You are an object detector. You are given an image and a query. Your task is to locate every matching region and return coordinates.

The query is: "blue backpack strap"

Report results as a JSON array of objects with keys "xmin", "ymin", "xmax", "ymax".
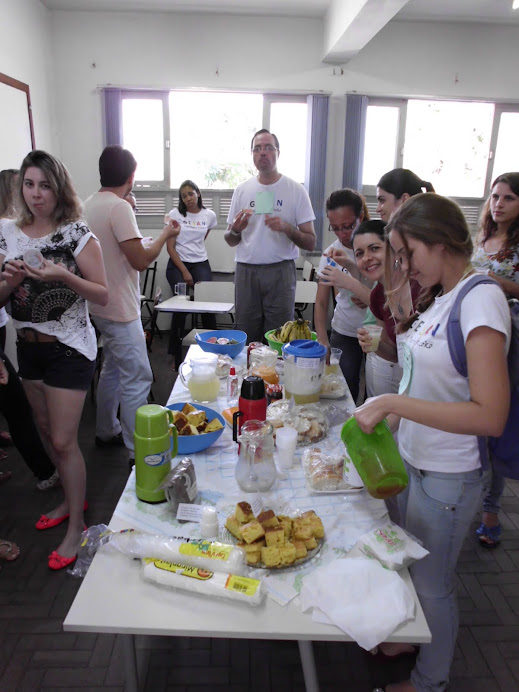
[
  {"xmin": 447, "ymin": 274, "xmax": 499, "ymax": 471},
  {"xmin": 447, "ymin": 274, "xmax": 497, "ymax": 377}
]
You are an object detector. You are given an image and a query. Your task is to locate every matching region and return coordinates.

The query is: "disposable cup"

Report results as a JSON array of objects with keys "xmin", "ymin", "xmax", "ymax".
[
  {"xmin": 175, "ymin": 282, "xmax": 188, "ymax": 299},
  {"xmin": 316, "ymin": 254, "xmax": 336, "ymax": 280},
  {"xmin": 23, "ymin": 249, "xmax": 44, "ymax": 269},
  {"xmin": 275, "ymin": 426, "xmax": 298, "ymax": 469},
  {"xmin": 364, "ymin": 325, "xmax": 383, "ymax": 352}
]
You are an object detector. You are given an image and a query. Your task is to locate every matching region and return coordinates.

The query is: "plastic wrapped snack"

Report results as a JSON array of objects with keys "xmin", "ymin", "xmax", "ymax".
[
  {"xmin": 302, "ymin": 447, "xmax": 362, "ymax": 493},
  {"xmin": 142, "ymin": 558, "xmax": 264, "ymax": 606},
  {"xmin": 284, "ymin": 405, "xmax": 328, "ymax": 447},
  {"xmin": 215, "ymin": 354, "xmax": 233, "ymax": 378},
  {"xmin": 267, "ymin": 401, "xmax": 328, "ymax": 447},
  {"xmin": 108, "ymin": 529, "xmax": 246, "ymax": 575},
  {"xmin": 159, "ymin": 457, "xmax": 198, "ymax": 515},
  {"xmin": 319, "ymin": 374, "xmax": 348, "ymax": 399},
  {"xmin": 349, "ymin": 521, "xmax": 429, "ymax": 570}
]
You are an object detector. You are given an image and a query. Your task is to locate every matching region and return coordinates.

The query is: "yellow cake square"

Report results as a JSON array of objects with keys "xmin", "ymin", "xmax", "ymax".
[
  {"xmin": 261, "ymin": 546, "xmax": 282, "ymax": 568},
  {"xmin": 225, "ymin": 516, "xmax": 242, "ymax": 540},
  {"xmin": 293, "ymin": 540, "xmax": 308, "ymax": 560},
  {"xmin": 279, "ymin": 542, "xmax": 297, "ymax": 565},
  {"xmin": 235, "ymin": 501, "xmax": 254, "ymax": 523},
  {"xmin": 246, "ymin": 551, "xmax": 261, "ymax": 565},
  {"xmin": 240, "ymin": 520, "xmax": 265, "ymax": 544},
  {"xmin": 257, "ymin": 509, "xmax": 280, "ymax": 528},
  {"xmin": 304, "ymin": 536, "xmax": 318, "ymax": 550},
  {"xmin": 265, "ymin": 525, "xmax": 285, "ymax": 547}
]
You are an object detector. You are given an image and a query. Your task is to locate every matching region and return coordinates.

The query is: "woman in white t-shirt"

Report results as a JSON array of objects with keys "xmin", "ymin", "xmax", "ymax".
[
  {"xmin": 314, "ymin": 188, "xmax": 371, "ymax": 403},
  {"xmin": 472, "ymin": 171, "xmax": 519, "ymax": 547},
  {"xmin": 354, "ymin": 194, "xmax": 511, "ymax": 692},
  {"xmin": 166, "ymin": 180, "xmax": 217, "ymax": 369}
]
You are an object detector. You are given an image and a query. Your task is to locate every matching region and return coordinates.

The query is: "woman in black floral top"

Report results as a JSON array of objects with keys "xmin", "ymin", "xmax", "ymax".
[
  {"xmin": 472, "ymin": 171, "xmax": 519, "ymax": 547},
  {"xmin": 0, "ymin": 151, "xmax": 108, "ymax": 570}
]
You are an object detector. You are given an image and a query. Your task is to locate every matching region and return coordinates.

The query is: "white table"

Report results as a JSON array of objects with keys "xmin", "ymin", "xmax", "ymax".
[
  {"xmin": 64, "ymin": 350, "xmax": 430, "ymax": 692},
  {"xmin": 155, "ymin": 295, "xmax": 234, "ymax": 314}
]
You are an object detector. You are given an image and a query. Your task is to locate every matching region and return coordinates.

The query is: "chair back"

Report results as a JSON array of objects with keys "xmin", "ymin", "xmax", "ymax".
[
  {"xmin": 302, "ymin": 260, "xmax": 315, "ymax": 282},
  {"xmin": 194, "ymin": 281, "xmax": 235, "ymax": 303},
  {"xmin": 295, "ymin": 280, "xmax": 317, "ymax": 304}
]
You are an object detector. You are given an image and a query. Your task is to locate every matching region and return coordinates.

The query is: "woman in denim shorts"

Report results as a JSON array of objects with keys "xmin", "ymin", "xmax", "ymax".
[
  {"xmin": 354, "ymin": 194, "xmax": 511, "ymax": 692},
  {"xmin": 0, "ymin": 150, "xmax": 108, "ymax": 571}
]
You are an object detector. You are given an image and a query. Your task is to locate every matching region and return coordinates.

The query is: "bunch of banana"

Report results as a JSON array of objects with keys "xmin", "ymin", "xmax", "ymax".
[{"xmin": 273, "ymin": 318, "xmax": 312, "ymax": 344}]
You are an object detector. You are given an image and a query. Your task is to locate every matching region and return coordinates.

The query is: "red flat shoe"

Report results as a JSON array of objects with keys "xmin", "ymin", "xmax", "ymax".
[
  {"xmin": 48, "ymin": 550, "xmax": 76, "ymax": 571},
  {"xmin": 35, "ymin": 500, "xmax": 88, "ymax": 530}
]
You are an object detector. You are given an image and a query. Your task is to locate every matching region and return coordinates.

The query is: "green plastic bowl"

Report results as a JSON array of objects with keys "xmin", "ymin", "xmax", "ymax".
[{"xmin": 265, "ymin": 329, "xmax": 317, "ymax": 355}]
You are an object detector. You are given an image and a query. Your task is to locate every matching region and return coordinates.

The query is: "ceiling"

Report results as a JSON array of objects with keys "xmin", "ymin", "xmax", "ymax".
[
  {"xmin": 40, "ymin": 0, "xmax": 519, "ymax": 64},
  {"xmin": 40, "ymin": 0, "xmax": 519, "ymax": 24}
]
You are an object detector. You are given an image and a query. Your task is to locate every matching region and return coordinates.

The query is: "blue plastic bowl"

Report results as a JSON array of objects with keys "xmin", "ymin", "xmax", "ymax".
[
  {"xmin": 195, "ymin": 330, "xmax": 247, "ymax": 359},
  {"xmin": 167, "ymin": 402, "xmax": 225, "ymax": 455}
]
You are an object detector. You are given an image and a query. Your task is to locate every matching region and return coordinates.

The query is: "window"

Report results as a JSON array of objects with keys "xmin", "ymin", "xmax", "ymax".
[
  {"xmin": 403, "ymin": 100, "xmax": 494, "ymax": 198},
  {"xmin": 120, "ymin": 90, "xmax": 308, "ymax": 191},
  {"xmin": 169, "ymin": 91, "xmax": 262, "ymax": 190},
  {"xmin": 362, "ymin": 105, "xmax": 400, "ymax": 187},
  {"xmin": 121, "ymin": 92, "xmax": 169, "ymax": 187},
  {"xmin": 362, "ymin": 97, "xmax": 519, "ymax": 205},
  {"xmin": 492, "ymin": 112, "xmax": 519, "ymax": 181},
  {"xmin": 269, "ymin": 100, "xmax": 307, "ymax": 183}
]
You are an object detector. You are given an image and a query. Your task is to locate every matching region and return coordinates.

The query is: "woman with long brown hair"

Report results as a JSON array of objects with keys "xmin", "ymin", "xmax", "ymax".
[
  {"xmin": 0, "ymin": 150, "xmax": 108, "ymax": 570},
  {"xmin": 354, "ymin": 193, "xmax": 510, "ymax": 691},
  {"xmin": 472, "ymin": 172, "xmax": 519, "ymax": 547}
]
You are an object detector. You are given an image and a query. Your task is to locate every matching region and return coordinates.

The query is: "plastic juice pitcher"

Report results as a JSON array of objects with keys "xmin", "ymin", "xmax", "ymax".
[
  {"xmin": 340, "ymin": 417, "xmax": 408, "ymax": 499},
  {"xmin": 178, "ymin": 353, "xmax": 220, "ymax": 403},
  {"xmin": 134, "ymin": 404, "xmax": 178, "ymax": 503}
]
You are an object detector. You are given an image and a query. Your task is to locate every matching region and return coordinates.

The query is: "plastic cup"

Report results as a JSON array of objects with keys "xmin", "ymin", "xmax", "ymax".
[
  {"xmin": 200, "ymin": 506, "xmax": 219, "ymax": 539},
  {"xmin": 275, "ymin": 426, "xmax": 298, "ymax": 470},
  {"xmin": 316, "ymin": 254, "xmax": 336, "ymax": 281},
  {"xmin": 23, "ymin": 249, "xmax": 44, "ymax": 269},
  {"xmin": 364, "ymin": 325, "xmax": 383, "ymax": 352},
  {"xmin": 175, "ymin": 282, "xmax": 188, "ymax": 299},
  {"xmin": 326, "ymin": 347, "xmax": 342, "ymax": 375}
]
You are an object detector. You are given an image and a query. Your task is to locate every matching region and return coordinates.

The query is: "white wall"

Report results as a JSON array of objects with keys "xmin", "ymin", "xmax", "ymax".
[
  {"xmin": 0, "ymin": 0, "xmax": 57, "ymax": 156},
  {"xmin": 0, "ymin": 0, "xmax": 58, "ymax": 364}
]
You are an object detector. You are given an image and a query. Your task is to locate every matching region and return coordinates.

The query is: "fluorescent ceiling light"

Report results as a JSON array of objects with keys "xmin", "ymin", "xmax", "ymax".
[{"xmin": 514, "ymin": 0, "xmax": 519, "ymax": 9}]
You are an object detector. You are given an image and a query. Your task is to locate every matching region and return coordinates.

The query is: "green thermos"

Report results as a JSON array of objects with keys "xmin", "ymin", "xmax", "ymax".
[
  {"xmin": 341, "ymin": 417, "xmax": 408, "ymax": 500},
  {"xmin": 134, "ymin": 405, "xmax": 178, "ymax": 503}
]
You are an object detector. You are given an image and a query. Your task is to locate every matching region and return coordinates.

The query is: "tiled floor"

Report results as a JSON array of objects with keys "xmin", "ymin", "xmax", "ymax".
[{"xmin": 1, "ymin": 334, "xmax": 519, "ymax": 691}]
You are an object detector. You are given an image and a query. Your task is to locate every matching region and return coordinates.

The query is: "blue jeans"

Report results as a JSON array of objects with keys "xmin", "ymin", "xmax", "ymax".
[
  {"xmin": 399, "ymin": 462, "xmax": 483, "ymax": 692},
  {"xmin": 166, "ymin": 259, "xmax": 216, "ymax": 360},
  {"xmin": 482, "ymin": 464, "xmax": 505, "ymax": 515},
  {"xmin": 93, "ymin": 316, "xmax": 153, "ymax": 454}
]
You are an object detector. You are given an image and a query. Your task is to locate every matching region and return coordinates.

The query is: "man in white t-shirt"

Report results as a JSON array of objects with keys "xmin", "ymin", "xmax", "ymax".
[
  {"xmin": 84, "ymin": 146, "xmax": 180, "ymax": 457},
  {"xmin": 225, "ymin": 129, "xmax": 316, "ymax": 343}
]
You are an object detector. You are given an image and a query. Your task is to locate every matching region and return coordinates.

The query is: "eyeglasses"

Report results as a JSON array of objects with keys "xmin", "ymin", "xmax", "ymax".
[
  {"xmin": 328, "ymin": 220, "xmax": 359, "ymax": 235},
  {"xmin": 252, "ymin": 144, "xmax": 278, "ymax": 153}
]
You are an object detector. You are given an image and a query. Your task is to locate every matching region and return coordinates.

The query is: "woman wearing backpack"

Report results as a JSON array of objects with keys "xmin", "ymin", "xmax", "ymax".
[
  {"xmin": 472, "ymin": 171, "xmax": 519, "ymax": 547},
  {"xmin": 354, "ymin": 193, "xmax": 511, "ymax": 692}
]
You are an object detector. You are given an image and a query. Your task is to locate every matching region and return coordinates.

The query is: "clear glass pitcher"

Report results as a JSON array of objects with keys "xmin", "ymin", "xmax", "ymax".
[
  {"xmin": 179, "ymin": 353, "xmax": 220, "ymax": 403},
  {"xmin": 235, "ymin": 419, "xmax": 277, "ymax": 492}
]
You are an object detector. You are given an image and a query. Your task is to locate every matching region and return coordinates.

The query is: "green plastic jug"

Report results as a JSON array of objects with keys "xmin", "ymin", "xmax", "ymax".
[
  {"xmin": 341, "ymin": 417, "xmax": 408, "ymax": 500},
  {"xmin": 134, "ymin": 404, "xmax": 178, "ymax": 503}
]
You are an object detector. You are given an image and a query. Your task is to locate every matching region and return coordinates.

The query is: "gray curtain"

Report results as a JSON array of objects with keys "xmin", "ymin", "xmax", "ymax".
[
  {"xmin": 102, "ymin": 88, "xmax": 122, "ymax": 147},
  {"xmin": 305, "ymin": 94, "xmax": 329, "ymax": 251},
  {"xmin": 343, "ymin": 94, "xmax": 368, "ymax": 192}
]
